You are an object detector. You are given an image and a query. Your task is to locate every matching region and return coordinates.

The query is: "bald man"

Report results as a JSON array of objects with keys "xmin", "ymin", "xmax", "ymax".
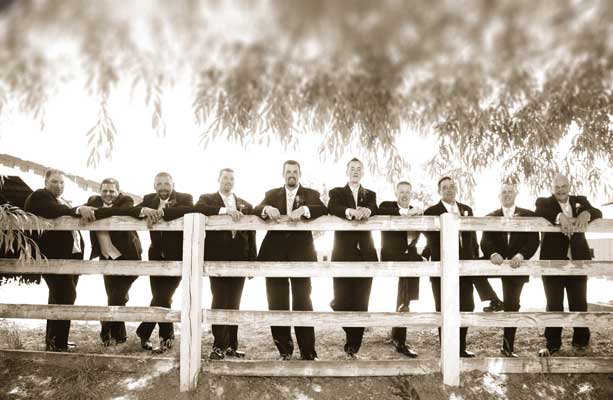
[{"xmin": 535, "ymin": 174, "xmax": 602, "ymax": 357}]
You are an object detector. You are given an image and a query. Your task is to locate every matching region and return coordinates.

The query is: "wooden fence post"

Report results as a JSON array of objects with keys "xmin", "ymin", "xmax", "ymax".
[
  {"xmin": 180, "ymin": 213, "xmax": 205, "ymax": 392},
  {"xmin": 440, "ymin": 213, "xmax": 460, "ymax": 386}
]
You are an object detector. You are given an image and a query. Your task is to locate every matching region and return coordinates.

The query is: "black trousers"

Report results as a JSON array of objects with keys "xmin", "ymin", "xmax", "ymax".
[
  {"xmin": 266, "ymin": 277, "xmax": 316, "ymax": 358},
  {"xmin": 136, "ymin": 275, "xmax": 181, "ymax": 340},
  {"xmin": 473, "ymin": 276, "xmax": 499, "ymax": 302},
  {"xmin": 391, "ymin": 277, "xmax": 419, "ymax": 345},
  {"xmin": 100, "ymin": 256, "xmax": 137, "ymax": 342},
  {"xmin": 430, "ymin": 277, "xmax": 475, "ymax": 352},
  {"xmin": 210, "ymin": 276, "xmax": 245, "ymax": 350},
  {"xmin": 542, "ymin": 275, "xmax": 589, "ymax": 349},
  {"xmin": 501, "ymin": 277, "xmax": 526, "ymax": 352},
  {"xmin": 332, "ymin": 277, "xmax": 373, "ymax": 353},
  {"xmin": 43, "ymin": 252, "xmax": 82, "ymax": 349}
]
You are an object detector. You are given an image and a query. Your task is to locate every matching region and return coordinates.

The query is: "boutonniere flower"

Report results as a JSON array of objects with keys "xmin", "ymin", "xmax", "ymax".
[
  {"xmin": 294, "ymin": 195, "xmax": 302, "ymax": 206},
  {"xmin": 237, "ymin": 201, "xmax": 246, "ymax": 212},
  {"xmin": 358, "ymin": 188, "xmax": 367, "ymax": 204},
  {"xmin": 575, "ymin": 203, "xmax": 581, "ymax": 210},
  {"xmin": 168, "ymin": 199, "xmax": 177, "ymax": 207}
]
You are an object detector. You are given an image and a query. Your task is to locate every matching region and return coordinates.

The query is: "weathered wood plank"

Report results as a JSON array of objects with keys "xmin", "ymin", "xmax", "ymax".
[
  {"xmin": 205, "ymin": 309, "xmax": 442, "ymax": 327},
  {"xmin": 180, "ymin": 214, "xmax": 204, "ymax": 392},
  {"xmin": 0, "ymin": 215, "xmax": 184, "ymax": 231},
  {"xmin": 459, "ymin": 216, "xmax": 613, "ymax": 233},
  {"xmin": 0, "ymin": 304, "xmax": 181, "ymax": 322},
  {"xmin": 462, "ymin": 357, "xmax": 613, "ymax": 374},
  {"xmin": 0, "ymin": 349, "xmax": 177, "ymax": 372},
  {"xmin": 203, "ymin": 359, "xmax": 440, "ymax": 376},
  {"xmin": 203, "ymin": 261, "xmax": 441, "ymax": 277},
  {"xmin": 440, "ymin": 213, "xmax": 460, "ymax": 386},
  {"xmin": 0, "ymin": 259, "xmax": 182, "ymax": 276},
  {"xmin": 203, "ymin": 215, "xmax": 441, "ymax": 231},
  {"xmin": 459, "ymin": 260, "xmax": 613, "ymax": 277},
  {"xmin": 462, "ymin": 312, "xmax": 613, "ymax": 328}
]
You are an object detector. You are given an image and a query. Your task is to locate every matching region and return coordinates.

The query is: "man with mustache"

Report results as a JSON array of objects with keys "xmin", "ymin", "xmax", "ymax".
[
  {"xmin": 254, "ymin": 160, "xmax": 327, "ymax": 361},
  {"xmin": 535, "ymin": 174, "xmax": 602, "ymax": 357},
  {"xmin": 480, "ymin": 182, "xmax": 539, "ymax": 357},
  {"xmin": 378, "ymin": 181, "xmax": 422, "ymax": 358},
  {"xmin": 84, "ymin": 178, "xmax": 143, "ymax": 346},
  {"xmin": 194, "ymin": 168, "xmax": 257, "ymax": 360},
  {"xmin": 130, "ymin": 172, "xmax": 194, "ymax": 353},
  {"xmin": 328, "ymin": 157, "xmax": 378, "ymax": 359},
  {"xmin": 24, "ymin": 169, "xmax": 96, "ymax": 351}
]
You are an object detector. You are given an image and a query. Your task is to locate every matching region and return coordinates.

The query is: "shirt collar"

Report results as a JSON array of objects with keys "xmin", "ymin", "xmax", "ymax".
[
  {"xmin": 503, "ymin": 205, "xmax": 515, "ymax": 217},
  {"xmin": 285, "ymin": 184, "xmax": 300, "ymax": 195},
  {"xmin": 348, "ymin": 183, "xmax": 360, "ymax": 192},
  {"xmin": 218, "ymin": 191, "xmax": 234, "ymax": 201},
  {"xmin": 441, "ymin": 200, "xmax": 457, "ymax": 212}
]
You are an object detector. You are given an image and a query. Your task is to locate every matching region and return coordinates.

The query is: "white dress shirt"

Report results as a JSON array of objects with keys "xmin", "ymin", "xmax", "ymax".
[{"xmin": 58, "ymin": 197, "xmax": 82, "ymax": 254}]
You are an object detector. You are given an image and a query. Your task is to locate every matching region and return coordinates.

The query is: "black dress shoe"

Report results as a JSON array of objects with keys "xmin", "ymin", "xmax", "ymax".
[
  {"xmin": 209, "ymin": 348, "xmax": 225, "ymax": 360},
  {"xmin": 139, "ymin": 337, "xmax": 153, "ymax": 351},
  {"xmin": 102, "ymin": 339, "xmax": 112, "ymax": 347},
  {"xmin": 153, "ymin": 338, "xmax": 174, "ymax": 354},
  {"xmin": 225, "ymin": 349, "xmax": 246, "ymax": 358},
  {"xmin": 115, "ymin": 337, "xmax": 127, "ymax": 345},
  {"xmin": 538, "ymin": 348, "xmax": 559, "ymax": 357},
  {"xmin": 483, "ymin": 299, "xmax": 504, "ymax": 312},
  {"xmin": 300, "ymin": 353, "xmax": 319, "ymax": 361},
  {"xmin": 500, "ymin": 348, "xmax": 518, "ymax": 358},
  {"xmin": 395, "ymin": 344, "xmax": 419, "ymax": 358},
  {"xmin": 460, "ymin": 350, "xmax": 476, "ymax": 358},
  {"xmin": 279, "ymin": 354, "xmax": 292, "ymax": 361}
]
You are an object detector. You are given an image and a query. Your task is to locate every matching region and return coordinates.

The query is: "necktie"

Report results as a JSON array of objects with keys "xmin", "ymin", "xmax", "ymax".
[
  {"xmin": 59, "ymin": 197, "xmax": 81, "ymax": 254},
  {"xmin": 223, "ymin": 196, "xmax": 237, "ymax": 238},
  {"xmin": 287, "ymin": 192, "xmax": 295, "ymax": 216}
]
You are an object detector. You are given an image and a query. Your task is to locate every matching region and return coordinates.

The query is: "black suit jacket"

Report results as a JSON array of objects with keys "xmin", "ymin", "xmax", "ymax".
[
  {"xmin": 535, "ymin": 195, "xmax": 601, "ymax": 260},
  {"xmin": 328, "ymin": 184, "xmax": 378, "ymax": 261},
  {"xmin": 130, "ymin": 191, "xmax": 194, "ymax": 261},
  {"xmin": 480, "ymin": 206, "xmax": 540, "ymax": 284},
  {"xmin": 23, "ymin": 189, "xmax": 84, "ymax": 259},
  {"xmin": 254, "ymin": 185, "xmax": 327, "ymax": 261},
  {"xmin": 86, "ymin": 194, "xmax": 142, "ymax": 260},
  {"xmin": 378, "ymin": 201, "xmax": 422, "ymax": 262},
  {"xmin": 423, "ymin": 200, "xmax": 478, "ymax": 262},
  {"xmin": 194, "ymin": 192, "xmax": 257, "ymax": 261}
]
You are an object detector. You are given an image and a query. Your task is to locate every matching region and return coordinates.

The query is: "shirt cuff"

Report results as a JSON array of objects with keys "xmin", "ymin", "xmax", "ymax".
[
  {"xmin": 399, "ymin": 208, "xmax": 409, "ymax": 216},
  {"xmin": 345, "ymin": 208, "xmax": 353, "ymax": 220},
  {"xmin": 261, "ymin": 206, "xmax": 269, "ymax": 218},
  {"xmin": 303, "ymin": 206, "xmax": 311, "ymax": 219},
  {"xmin": 139, "ymin": 208, "xmax": 146, "ymax": 218},
  {"xmin": 219, "ymin": 207, "xmax": 227, "ymax": 215},
  {"xmin": 555, "ymin": 212, "xmax": 561, "ymax": 224}
]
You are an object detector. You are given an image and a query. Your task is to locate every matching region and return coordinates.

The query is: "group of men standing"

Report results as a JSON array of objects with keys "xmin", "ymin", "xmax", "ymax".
[{"xmin": 22, "ymin": 160, "xmax": 601, "ymax": 360}]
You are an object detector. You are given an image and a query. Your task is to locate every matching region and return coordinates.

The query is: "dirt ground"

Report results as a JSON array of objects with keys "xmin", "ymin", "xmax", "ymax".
[{"xmin": 1, "ymin": 319, "xmax": 613, "ymax": 399}]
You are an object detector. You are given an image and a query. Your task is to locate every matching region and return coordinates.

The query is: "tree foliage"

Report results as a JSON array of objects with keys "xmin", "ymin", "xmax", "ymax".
[{"xmin": 0, "ymin": 0, "xmax": 611, "ymax": 197}]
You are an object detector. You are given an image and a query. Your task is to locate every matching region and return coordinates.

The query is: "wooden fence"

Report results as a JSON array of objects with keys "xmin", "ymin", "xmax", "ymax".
[{"xmin": 1, "ymin": 213, "xmax": 613, "ymax": 391}]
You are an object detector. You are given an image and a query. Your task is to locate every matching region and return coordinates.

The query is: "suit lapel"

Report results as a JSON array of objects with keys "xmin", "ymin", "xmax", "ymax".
[
  {"xmin": 344, "ymin": 184, "xmax": 356, "ymax": 208},
  {"xmin": 150, "ymin": 194, "xmax": 161, "ymax": 210},
  {"xmin": 569, "ymin": 195, "xmax": 578, "ymax": 217},
  {"xmin": 278, "ymin": 187, "xmax": 287, "ymax": 215},
  {"xmin": 549, "ymin": 195, "xmax": 563, "ymax": 218}
]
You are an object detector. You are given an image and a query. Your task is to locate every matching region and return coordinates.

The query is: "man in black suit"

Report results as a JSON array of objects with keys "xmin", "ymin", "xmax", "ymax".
[
  {"xmin": 378, "ymin": 181, "xmax": 422, "ymax": 358},
  {"xmin": 480, "ymin": 182, "xmax": 539, "ymax": 357},
  {"xmin": 535, "ymin": 174, "xmax": 602, "ymax": 357},
  {"xmin": 85, "ymin": 178, "xmax": 143, "ymax": 346},
  {"xmin": 194, "ymin": 168, "xmax": 257, "ymax": 360},
  {"xmin": 254, "ymin": 160, "xmax": 327, "ymax": 361},
  {"xmin": 130, "ymin": 172, "xmax": 194, "ymax": 353},
  {"xmin": 328, "ymin": 157, "xmax": 378, "ymax": 359},
  {"xmin": 23, "ymin": 169, "xmax": 96, "ymax": 351},
  {"xmin": 423, "ymin": 176, "xmax": 477, "ymax": 357}
]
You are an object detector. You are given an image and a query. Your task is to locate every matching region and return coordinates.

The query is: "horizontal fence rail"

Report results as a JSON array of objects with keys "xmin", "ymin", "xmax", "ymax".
[{"xmin": 2, "ymin": 213, "xmax": 613, "ymax": 391}]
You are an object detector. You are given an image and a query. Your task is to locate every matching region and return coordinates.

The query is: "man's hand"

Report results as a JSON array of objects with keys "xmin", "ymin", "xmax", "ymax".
[
  {"xmin": 78, "ymin": 206, "xmax": 96, "ymax": 223},
  {"xmin": 510, "ymin": 253, "xmax": 524, "ymax": 269},
  {"xmin": 288, "ymin": 207, "xmax": 305, "ymax": 222},
  {"xmin": 559, "ymin": 213, "xmax": 575, "ymax": 238},
  {"xmin": 227, "ymin": 209, "xmax": 243, "ymax": 222},
  {"xmin": 490, "ymin": 253, "xmax": 504, "ymax": 265},
  {"xmin": 574, "ymin": 210, "xmax": 591, "ymax": 232},
  {"xmin": 142, "ymin": 207, "xmax": 164, "ymax": 227},
  {"xmin": 264, "ymin": 206, "xmax": 281, "ymax": 221},
  {"xmin": 356, "ymin": 207, "xmax": 372, "ymax": 220},
  {"xmin": 406, "ymin": 207, "xmax": 423, "ymax": 216},
  {"xmin": 346, "ymin": 208, "xmax": 359, "ymax": 220}
]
